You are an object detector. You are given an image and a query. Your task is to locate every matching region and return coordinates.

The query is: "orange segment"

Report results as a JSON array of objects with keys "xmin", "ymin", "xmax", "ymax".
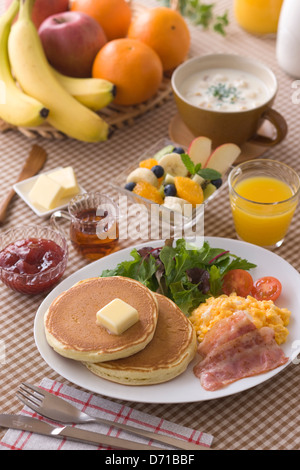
[
  {"xmin": 139, "ymin": 159, "xmax": 164, "ymax": 184},
  {"xmin": 174, "ymin": 177, "xmax": 204, "ymax": 207},
  {"xmin": 133, "ymin": 181, "xmax": 164, "ymax": 204},
  {"xmin": 139, "ymin": 158, "xmax": 158, "ymax": 170}
]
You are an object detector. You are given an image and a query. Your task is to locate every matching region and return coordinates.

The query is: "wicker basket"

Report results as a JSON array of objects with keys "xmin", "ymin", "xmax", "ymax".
[{"xmin": 0, "ymin": 1, "xmax": 179, "ymax": 140}]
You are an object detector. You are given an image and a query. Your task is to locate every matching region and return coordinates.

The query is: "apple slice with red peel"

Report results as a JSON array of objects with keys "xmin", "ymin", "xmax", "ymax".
[
  {"xmin": 204, "ymin": 143, "xmax": 241, "ymax": 174},
  {"xmin": 187, "ymin": 136, "xmax": 212, "ymax": 166}
]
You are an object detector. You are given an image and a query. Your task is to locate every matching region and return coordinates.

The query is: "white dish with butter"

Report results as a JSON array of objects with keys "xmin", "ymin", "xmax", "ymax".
[
  {"xmin": 34, "ymin": 237, "xmax": 300, "ymax": 404},
  {"xmin": 181, "ymin": 68, "xmax": 270, "ymax": 112},
  {"xmin": 14, "ymin": 167, "xmax": 86, "ymax": 217}
]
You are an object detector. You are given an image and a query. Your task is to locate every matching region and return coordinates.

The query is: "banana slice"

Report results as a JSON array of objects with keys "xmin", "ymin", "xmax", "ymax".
[
  {"xmin": 159, "ymin": 153, "xmax": 188, "ymax": 177},
  {"xmin": 163, "ymin": 196, "xmax": 188, "ymax": 213},
  {"xmin": 126, "ymin": 168, "xmax": 159, "ymax": 187}
]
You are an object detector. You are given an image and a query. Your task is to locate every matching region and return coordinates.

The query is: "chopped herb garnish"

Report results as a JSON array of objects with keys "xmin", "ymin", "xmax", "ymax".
[{"xmin": 208, "ymin": 83, "xmax": 240, "ymax": 104}]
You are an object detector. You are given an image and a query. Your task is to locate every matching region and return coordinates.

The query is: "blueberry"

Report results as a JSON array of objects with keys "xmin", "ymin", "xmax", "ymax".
[
  {"xmin": 151, "ymin": 165, "xmax": 164, "ymax": 178},
  {"xmin": 164, "ymin": 184, "xmax": 177, "ymax": 197},
  {"xmin": 173, "ymin": 147, "xmax": 185, "ymax": 154},
  {"xmin": 211, "ymin": 178, "xmax": 222, "ymax": 189},
  {"xmin": 125, "ymin": 182, "xmax": 136, "ymax": 191}
]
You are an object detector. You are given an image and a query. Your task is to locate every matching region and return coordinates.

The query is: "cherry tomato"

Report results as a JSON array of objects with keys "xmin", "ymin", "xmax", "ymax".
[
  {"xmin": 222, "ymin": 269, "xmax": 254, "ymax": 297},
  {"xmin": 251, "ymin": 276, "xmax": 282, "ymax": 302}
]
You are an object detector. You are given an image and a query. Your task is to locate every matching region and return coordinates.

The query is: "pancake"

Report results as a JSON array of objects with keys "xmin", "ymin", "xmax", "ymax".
[
  {"xmin": 44, "ymin": 276, "xmax": 158, "ymax": 363},
  {"xmin": 85, "ymin": 293, "xmax": 197, "ymax": 385}
]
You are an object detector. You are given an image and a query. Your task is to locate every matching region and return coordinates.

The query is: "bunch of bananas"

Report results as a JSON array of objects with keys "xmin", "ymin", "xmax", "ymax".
[{"xmin": 0, "ymin": 0, "xmax": 116, "ymax": 142}]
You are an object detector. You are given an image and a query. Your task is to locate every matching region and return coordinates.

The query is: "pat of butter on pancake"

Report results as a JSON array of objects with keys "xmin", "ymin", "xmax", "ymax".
[{"xmin": 96, "ymin": 298, "xmax": 139, "ymax": 335}]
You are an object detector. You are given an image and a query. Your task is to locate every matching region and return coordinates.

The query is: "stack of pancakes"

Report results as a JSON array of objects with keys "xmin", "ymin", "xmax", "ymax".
[{"xmin": 44, "ymin": 276, "xmax": 197, "ymax": 385}]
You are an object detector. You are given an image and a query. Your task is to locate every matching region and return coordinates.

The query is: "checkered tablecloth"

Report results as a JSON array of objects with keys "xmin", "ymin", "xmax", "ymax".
[
  {"xmin": 0, "ymin": 378, "xmax": 213, "ymax": 450},
  {"xmin": 1, "ymin": 0, "xmax": 300, "ymax": 451}
]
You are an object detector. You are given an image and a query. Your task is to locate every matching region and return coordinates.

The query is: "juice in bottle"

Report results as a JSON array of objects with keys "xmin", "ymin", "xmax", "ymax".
[
  {"xmin": 234, "ymin": 0, "xmax": 284, "ymax": 35},
  {"xmin": 230, "ymin": 175, "xmax": 298, "ymax": 247}
]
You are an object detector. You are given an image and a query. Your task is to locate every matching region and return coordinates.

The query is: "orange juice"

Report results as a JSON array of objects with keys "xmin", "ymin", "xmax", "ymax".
[
  {"xmin": 234, "ymin": 0, "xmax": 284, "ymax": 35},
  {"xmin": 230, "ymin": 176, "xmax": 298, "ymax": 247}
]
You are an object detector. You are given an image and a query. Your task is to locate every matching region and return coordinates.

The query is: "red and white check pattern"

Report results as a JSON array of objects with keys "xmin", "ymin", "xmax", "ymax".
[{"xmin": 0, "ymin": 379, "xmax": 213, "ymax": 450}]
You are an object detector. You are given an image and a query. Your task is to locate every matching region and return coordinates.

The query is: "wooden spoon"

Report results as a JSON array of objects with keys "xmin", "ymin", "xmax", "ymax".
[{"xmin": 0, "ymin": 144, "xmax": 47, "ymax": 225}]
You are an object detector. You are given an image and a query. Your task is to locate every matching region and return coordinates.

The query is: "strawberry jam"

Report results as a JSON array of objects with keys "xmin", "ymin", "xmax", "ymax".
[{"xmin": 0, "ymin": 237, "xmax": 66, "ymax": 294}]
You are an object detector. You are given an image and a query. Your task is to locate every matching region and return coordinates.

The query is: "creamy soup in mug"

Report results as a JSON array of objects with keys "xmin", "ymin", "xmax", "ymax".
[{"xmin": 181, "ymin": 68, "xmax": 270, "ymax": 112}]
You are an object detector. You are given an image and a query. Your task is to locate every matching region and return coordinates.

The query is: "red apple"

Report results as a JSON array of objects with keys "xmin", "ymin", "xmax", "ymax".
[
  {"xmin": 5, "ymin": 0, "xmax": 69, "ymax": 29},
  {"xmin": 39, "ymin": 11, "xmax": 107, "ymax": 78},
  {"xmin": 204, "ymin": 143, "xmax": 241, "ymax": 174},
  {"xmin": 188, "ymin": 136, "xmax": 212, "ymax": 166}
]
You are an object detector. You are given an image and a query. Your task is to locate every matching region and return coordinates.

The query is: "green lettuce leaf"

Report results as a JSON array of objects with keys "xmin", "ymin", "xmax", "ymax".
[
  {"xmin": 101, "ymin": 248, "xmax": 158, "ymax": 291},
  {"xmin": 100, "ymin": 239, "xmax": 257, "ymax": 316}
]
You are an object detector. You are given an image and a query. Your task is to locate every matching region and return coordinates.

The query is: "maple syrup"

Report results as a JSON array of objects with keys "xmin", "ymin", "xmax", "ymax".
[
  {"xmin": 51, "ymin": 193, "xmax": 120, "ymax": 261},
  {"xmin": 70, "ymin": 207, "xmax": 119, "ymax": 260}
]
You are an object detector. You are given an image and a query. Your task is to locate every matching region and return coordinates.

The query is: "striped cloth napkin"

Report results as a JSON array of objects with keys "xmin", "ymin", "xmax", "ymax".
[{"xmin": 0, "ymin": 378, "xmax": 213, "ymax": 450}]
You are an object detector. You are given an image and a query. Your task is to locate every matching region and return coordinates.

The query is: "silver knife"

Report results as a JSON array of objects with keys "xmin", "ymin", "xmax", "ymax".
[
  {"xmin": 0, "ymin": 414, "xmax": 165, "ymax": 450},
  {"xmin": 16, "ymin": 382, "xmax": 211, "ymax": 451}
]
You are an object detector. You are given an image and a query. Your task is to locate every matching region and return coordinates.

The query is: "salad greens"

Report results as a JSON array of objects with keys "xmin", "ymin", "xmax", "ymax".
[{"xmin": 101, "ymin": 239, "xmax": 256, "ymax": 316}]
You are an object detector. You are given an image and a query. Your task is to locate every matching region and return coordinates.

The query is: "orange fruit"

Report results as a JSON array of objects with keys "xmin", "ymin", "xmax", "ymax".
[
  {"xmin": 139, "ymin": 158, "xmax": 158, "ymax": 170},
  {"xmin": 139, "ymin": 158, "xmax": 164, "ymax": 184},
  {"xmin": 71, "ymin": 0, "xmax": 132, "ymax": 41},
  {"xmin": 133, "ymin": 181, "xmax": 163, "ymax": 204},
  {"xmin": 128, "ymin": 7, "xmax": 190, "ymax": 72},
  {"xmin": 174, "ymin": 177, "xmax": 204, "ymax": 207},
  {"xmin": 92, "ymin": 38, "xmax": 163, "ymax": 106},
  {"xmin": 139, "ymin": 159, "xmax": 165, "ymax": 185}
]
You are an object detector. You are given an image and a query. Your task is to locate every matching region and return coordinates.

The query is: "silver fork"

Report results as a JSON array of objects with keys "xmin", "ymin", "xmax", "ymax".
[{"xmin": 17, "ymin": 383, "xmax": 210, "ymax": 451}]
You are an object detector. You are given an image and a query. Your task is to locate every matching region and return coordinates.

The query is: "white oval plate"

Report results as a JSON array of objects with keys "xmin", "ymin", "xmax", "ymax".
[{"xmin": 34, "ymin": 237, "xmax": 300, "ymax": 403}]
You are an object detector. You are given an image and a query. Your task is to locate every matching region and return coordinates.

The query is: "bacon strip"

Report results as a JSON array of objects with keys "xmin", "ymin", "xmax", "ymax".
[
  {"xmin": 197, "ymin": 311, "xmax": 256, "ymax": 360},
  {"xmin": 194, "ymin": 318, "xmax": 288, "ymax": 391}
]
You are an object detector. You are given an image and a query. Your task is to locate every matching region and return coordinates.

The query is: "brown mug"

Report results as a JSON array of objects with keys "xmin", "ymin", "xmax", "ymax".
[{"xmin": 171, "ymin": 53, "xmax": 287, "ymax": 148}]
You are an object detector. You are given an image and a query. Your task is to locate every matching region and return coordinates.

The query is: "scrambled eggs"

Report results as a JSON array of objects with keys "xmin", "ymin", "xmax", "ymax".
[{"xmin": 189, "ymin": 293, "xmax": 291, "ymax": 345}]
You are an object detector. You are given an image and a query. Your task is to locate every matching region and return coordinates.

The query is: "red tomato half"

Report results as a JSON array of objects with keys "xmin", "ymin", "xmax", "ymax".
[
  {"xmin": 222, "ymin": 269, "xmax": 254, "ymax": 297},
  {"xmin": 251, "ymin": 276, "xmax": 282, "ymax": 302}
]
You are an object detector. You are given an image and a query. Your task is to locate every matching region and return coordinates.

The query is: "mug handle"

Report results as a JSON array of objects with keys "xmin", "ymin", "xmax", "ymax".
[
  {"xmin": 50, "ymin": 210, "xmax": 71, "ymax": 239},
  {"xmin": 249, "ymin": 107, "xmax": 288, "ymax": 147}
]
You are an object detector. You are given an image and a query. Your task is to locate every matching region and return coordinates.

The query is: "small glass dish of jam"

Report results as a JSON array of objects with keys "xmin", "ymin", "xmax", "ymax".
[{"xmin": 0, "ymin": 225, "xmax": 68, "ymax": 295}]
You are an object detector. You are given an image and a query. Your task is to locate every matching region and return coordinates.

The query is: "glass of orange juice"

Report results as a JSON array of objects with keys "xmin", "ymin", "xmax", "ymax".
[
  {"xmin": 234, "ymin": 0, "xmax": 284, "ymax": 35},
  {"xmin": 228, "ymin": 159, "xmax": 300, "ymax": 248}
]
